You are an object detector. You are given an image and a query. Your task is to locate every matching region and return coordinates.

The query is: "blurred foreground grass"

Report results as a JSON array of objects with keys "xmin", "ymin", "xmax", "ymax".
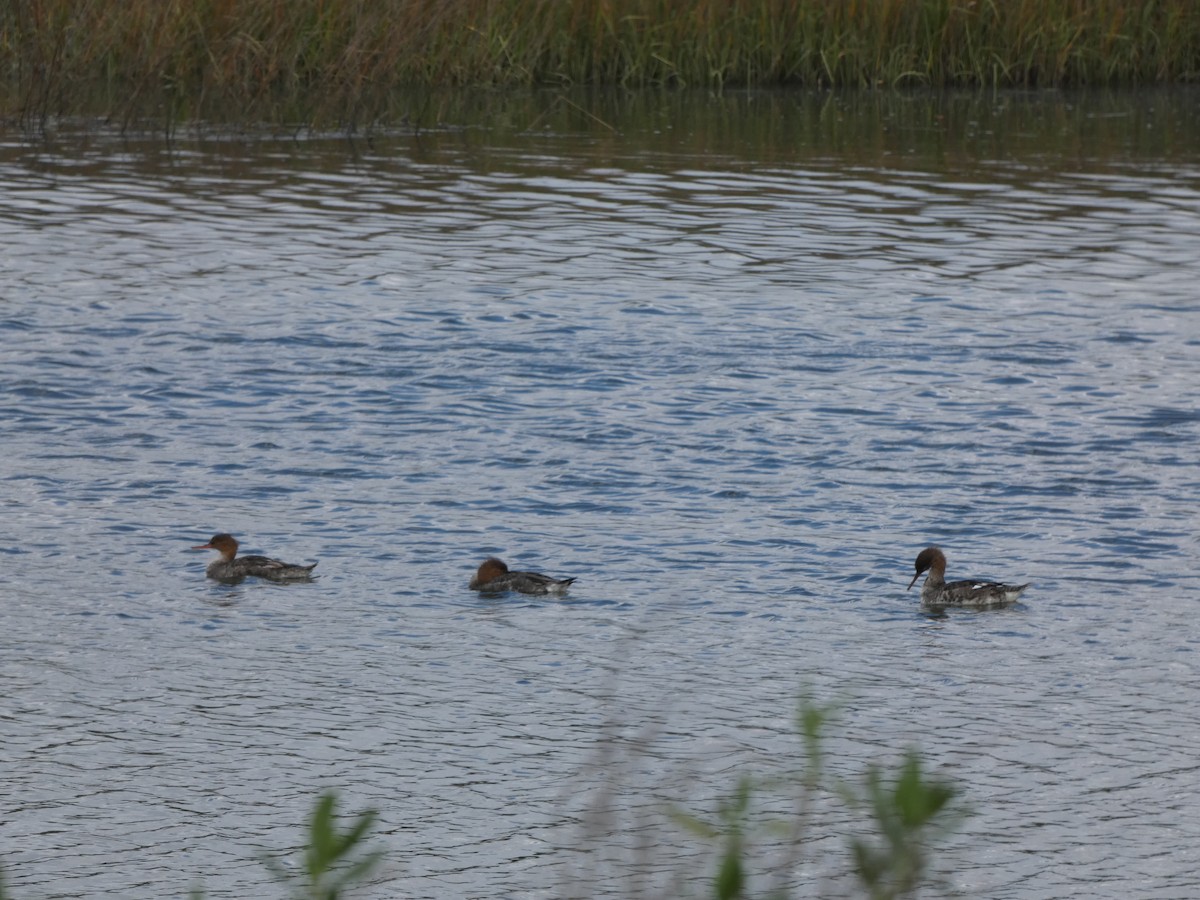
[{"xmin": 0, "ymin": 697, "xmax": 965, "ymax": 898}]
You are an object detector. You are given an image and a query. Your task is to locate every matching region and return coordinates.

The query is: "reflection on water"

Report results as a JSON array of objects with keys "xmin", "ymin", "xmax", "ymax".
[{"xmin": 1, "ymin": 89, "xmax": 1199, "ymax": 899}]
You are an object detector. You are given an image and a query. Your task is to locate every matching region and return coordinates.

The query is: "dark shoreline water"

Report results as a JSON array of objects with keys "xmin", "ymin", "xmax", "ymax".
[{"xmin": 6, "ymin": 85, "xmax": 1200, "ymax": 162}]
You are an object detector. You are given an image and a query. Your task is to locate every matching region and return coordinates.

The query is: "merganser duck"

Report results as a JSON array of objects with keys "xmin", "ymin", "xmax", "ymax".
[
  {"xmin": 907, "ymin": 546, "xmax": 1028, "ymax": 607},
  {"xmin": 469, "ymin": 557, "xmax": 575, "ymax": 595},
  {"xmin": 192, "ymin": 533, "xmax": 317, "ymax": 583}
]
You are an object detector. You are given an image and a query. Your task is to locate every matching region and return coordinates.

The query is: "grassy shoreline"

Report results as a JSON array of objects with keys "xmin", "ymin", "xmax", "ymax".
[{"xmin": 5, "ymin": 0, "xmax": 1200, "ymax": 125}]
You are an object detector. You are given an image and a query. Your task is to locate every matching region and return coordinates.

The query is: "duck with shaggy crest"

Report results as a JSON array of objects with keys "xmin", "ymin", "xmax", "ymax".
[
  {"xmin": 470, "ymin": 557, "xmax": 575, "ymax": 595},
  {"xmin": 908, "ymin": 546, "xmax": 1028, "ymax": 607},
  {"xmin": 192, "ymin": 533, "xmax": 317, "ymax": 583}
]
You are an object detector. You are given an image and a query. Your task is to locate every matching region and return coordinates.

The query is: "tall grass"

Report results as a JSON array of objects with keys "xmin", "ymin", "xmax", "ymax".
[{"xmin": 4, "ymin": 0, "xmax": 1200, "ymax": 125}]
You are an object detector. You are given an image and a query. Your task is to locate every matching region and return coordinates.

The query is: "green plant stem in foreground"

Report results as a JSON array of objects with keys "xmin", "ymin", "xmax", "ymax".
[
  {"xmin": 262, "ymin": 792, "xmax": 383, "ymax": 900},
  {"xmin": 4, "ymin": 0, "xmax": 1200, "ymax": 125},
  {"xmin": 673, "ymin": 697, "xmax": 965, "ymax": 899},
  {"xmin": 844, "ymin": 752, "xmax": 963, "ymax": 900}
]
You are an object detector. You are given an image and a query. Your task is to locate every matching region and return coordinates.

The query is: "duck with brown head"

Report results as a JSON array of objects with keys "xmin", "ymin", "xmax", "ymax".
[
  {"xmin": 192, "ymin": 533, "xmax": 317, "ymax": 584},
  {"xmin": 908, "ymin": 546, "xmax": 1029, "ymax": 607},
  {"xmin": 469, "ymin": 557, "xmax": 575, "ymax": 595}
]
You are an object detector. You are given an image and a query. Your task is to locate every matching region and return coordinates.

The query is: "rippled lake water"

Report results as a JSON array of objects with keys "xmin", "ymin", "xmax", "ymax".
[{"xmin": 2, "ymin": 89, "xmax": 1199, "ymax": 898}]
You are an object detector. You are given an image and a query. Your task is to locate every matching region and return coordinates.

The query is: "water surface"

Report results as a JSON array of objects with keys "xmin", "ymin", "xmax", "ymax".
[{"xmin": 2, "ymin": 89, "xmax": 1199, "ymax": 898}]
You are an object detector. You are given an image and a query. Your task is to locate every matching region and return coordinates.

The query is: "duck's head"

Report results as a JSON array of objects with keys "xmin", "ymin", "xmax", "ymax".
[
  {"xmin": 471, "ymin": 557, "xmax": 509, "ymax": 587},
  {"xmin": 907, "ymin": 546, "xmax": 946, "ymax": 590},
  {"xmin": 477, "ymin": 557, "xmax": 509, "ymax": 578},
  {"xmin": 192, "ymin": 533, "xmax": 239, "ymax": 560}
]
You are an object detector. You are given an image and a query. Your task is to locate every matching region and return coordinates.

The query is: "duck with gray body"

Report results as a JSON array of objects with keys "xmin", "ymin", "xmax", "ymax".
[
  {"xmin": 908, "ymin": 546, "xmax": 1029, "ymax": 607},
  {"xmin": 192, "ymin": 533, "xmax": 317, "ymax": 584},
  {"xmin": 470, "ymin": 557, "xmax": 575, "ymax": 595}
]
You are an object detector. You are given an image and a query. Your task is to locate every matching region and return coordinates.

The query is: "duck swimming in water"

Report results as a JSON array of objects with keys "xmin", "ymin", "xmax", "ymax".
[
  {"xmin": 192, "ymin": 533, "xmax": 317, "ymax": 584},
  {"xmin": 907, "ymin": 546, "xmax": 1028, "ymax": 607},
  {"xmin": 469, "ymin": 557, "xmax": 575, "ymax": 595}
]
